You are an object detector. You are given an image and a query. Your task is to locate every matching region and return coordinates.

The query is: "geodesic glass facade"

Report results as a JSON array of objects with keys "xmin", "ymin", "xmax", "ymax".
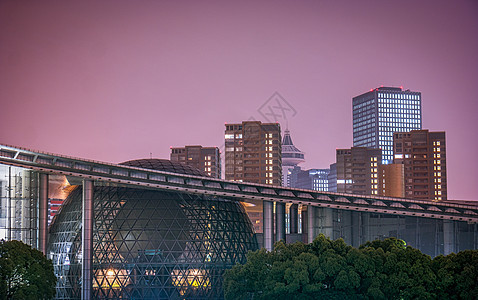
[{"xmin": 48, "ymin": 159, "xmax": 258, "ymax": 299}]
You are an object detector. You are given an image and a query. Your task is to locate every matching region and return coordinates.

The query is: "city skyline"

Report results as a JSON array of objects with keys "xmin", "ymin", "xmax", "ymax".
[{"xmin": 1, "ymin": 0, "xmax": 477, "ymax": 200}]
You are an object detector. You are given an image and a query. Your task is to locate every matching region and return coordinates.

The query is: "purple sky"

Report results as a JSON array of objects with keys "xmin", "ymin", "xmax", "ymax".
[{"xmin": 1, "ymin": 0, "xmax": 477, "ymax": 200}]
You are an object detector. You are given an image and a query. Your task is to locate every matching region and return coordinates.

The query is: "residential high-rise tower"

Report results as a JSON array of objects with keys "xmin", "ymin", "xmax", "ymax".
[
  {"xmin": 393, "ymin": 130, "xmax": 447, "ymax": 201},
  {"xmin": 224, "ymin": 121, "xmax": 282, "ymax": 236},
  {"xmin": 224, "ymin": 121, "xmax": 281, "ymax": 185}
]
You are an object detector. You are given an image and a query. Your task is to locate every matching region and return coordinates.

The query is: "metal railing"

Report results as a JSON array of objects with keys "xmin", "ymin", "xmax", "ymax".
[{"xmin": 1, "ymin": 144, "xmax": 477, "ymax": 222}]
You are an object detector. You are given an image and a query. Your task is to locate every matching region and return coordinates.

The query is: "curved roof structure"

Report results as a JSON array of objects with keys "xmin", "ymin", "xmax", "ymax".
[
  {"xmin": 282, "ymin": 129, "xmax": 305, "ymax": 166},
  {"xmin": 120, "ymin": 158, "xmax": 207, "ymax": 177}
]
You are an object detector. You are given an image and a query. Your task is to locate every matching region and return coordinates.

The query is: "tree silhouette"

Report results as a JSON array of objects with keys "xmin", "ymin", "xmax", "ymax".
[
  {"xmin": 0, "ymin": 240, "xmax": 56, "ymax": 300},
  {"xmin": 224, "ymin": 235, "xmax": 478, "ymax": 300}
]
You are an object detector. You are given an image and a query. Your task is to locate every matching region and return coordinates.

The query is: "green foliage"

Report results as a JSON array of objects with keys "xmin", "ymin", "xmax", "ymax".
[
  {"xmin": 0, "ymin": 240, "xmax": 56, "ymax": 300},
  {"xmin": 223, "ymin": 235, "xmax": 478, "ymax": 300},
  {"xmin": 432, "ymin": 250, "xmax": 478, "ymax": 299}
]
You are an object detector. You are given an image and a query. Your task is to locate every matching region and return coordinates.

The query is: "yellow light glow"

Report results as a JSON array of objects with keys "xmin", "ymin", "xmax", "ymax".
[
  {"xmin": 171, "ymin": 269, "xmax": 211, "ymax": 295},
  {"xmin": 94, "ymin": 268, "xmax": 130, "ymax": 289}
]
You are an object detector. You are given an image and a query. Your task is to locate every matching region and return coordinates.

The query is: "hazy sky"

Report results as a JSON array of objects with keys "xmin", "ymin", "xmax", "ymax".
[{"xmin": 1, "ymin": 0, "xmax": 477, "ymax": 200}]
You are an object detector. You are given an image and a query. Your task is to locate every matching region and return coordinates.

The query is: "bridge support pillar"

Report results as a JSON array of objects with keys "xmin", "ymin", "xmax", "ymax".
[
  {"xmin": 263, "ymin": 200, "xmax": 274, "ymax": 251},
  {"xmin": 82, "ymin": 180, "xmax": 94, "ymax": 300},
  {"xmin": 39, "ymin": 173, "xmax": 49, "ymax": 254},
  {"xmin": 351, "ymin": 211, "xmax": 361, "ymax": 248},
  {"xmin": 276, "ymin": 202, "xmax": 286, "ymax": 242},
  {"xmin": 361, "ymin": 212, "xmax": 370, "ymax": 245},
  {"xmin": 341, "ymin": 210, "xmax": 353, "ymax": 245},
  {"xmin": 443, "ymin": 220, "xmax": 455, "ymax": 255},
  {"xmin": 318, "ymin": 207, "xmax": 334, "ymax": 238},
  {"xmin": 289, "ymin": 204, "xmax": 298, "ymax": 234},
  {"xmin": 307, "ymin": 205, "xmax": 316, "ymax": 243}
]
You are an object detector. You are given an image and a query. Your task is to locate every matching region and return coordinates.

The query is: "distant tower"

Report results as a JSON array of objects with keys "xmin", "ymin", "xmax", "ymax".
[{"xmin": 281, "ymin": 129, "xmax": 305, "ymax": 187}]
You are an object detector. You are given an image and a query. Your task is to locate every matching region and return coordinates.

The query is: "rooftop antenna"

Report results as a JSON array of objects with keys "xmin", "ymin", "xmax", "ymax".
[{"xmin": 150, "ymin": 152, "xmax": 152, "ymax": 159}]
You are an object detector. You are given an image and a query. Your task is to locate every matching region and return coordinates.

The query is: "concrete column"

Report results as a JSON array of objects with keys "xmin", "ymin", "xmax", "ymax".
[
  {"xmin": 307, "ymin": 205, "xmax": 316, "ymax": 243},
  {"xmin": 361, "ymin": 212, "xmax": 370, "ymax": 245},
  {"xmin": 319, "ymin": 208, "xmax": 334, "ymax": 238},
  {"xmin": 289, "ymin": 204, "xmax": 298, "ymax": 234},
  {"xmin": 263, "ymin": 200, "xmax": 274, "ymax": 251},
  {"xmin": 351, "ymin": 211, "xmax": 361, "ymax": 248},
  {"xmin": 21, "ymin": 171, "xmax": 31, "ymax": 243},
  {"xmin": 443, "ymin": 220, "xmax": 455, "ymax": 255},
  {"xmin": 6, "ymin": 167, "xmax": 12, "ymax": 240},
  {"xmin": 276, "ymin": 202, "xmax": 286, "ymax": 242},
  {"xmin": 341, "ymin": 210, "xmax": 352, "ymax": 245},
  {"xmin": 82, "ymin": 180, "xmax": 94, "ymax": 300},
  {"xmin": 39, "ymin": 173, "xmax": 49, "ymax": 254},
  {"xmin": 301, "ymin": 207, "xmax": 308, "ymax": 235}
]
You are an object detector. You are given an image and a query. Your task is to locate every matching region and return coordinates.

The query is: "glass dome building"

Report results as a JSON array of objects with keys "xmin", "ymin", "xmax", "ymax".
[{"xmin": 48, "ymin": 159, "xmax": 258, "ymax": 299}]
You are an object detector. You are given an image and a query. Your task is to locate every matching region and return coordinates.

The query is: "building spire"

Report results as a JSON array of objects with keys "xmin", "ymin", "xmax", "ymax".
[{"xmin": 281, "ymin": 129, "xmax": 305, "ymax": 166}]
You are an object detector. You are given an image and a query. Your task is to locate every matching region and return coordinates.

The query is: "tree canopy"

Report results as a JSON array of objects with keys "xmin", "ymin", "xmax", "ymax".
[
  {"xmin": 224, "ymin": 235, "xmax": 478, "ymax": 300},
  {"xmin": 0, "ymin": 240, "xmax": 57, "ymax": 300}
]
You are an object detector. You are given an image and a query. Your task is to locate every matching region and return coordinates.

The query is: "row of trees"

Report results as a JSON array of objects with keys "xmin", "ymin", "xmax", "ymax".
[
  {"xmin": 0, "ymin": 240, "xmax": 56, "ymax": 300},
  {"xmin": 224, "ymin": 235, "xmax": 478, "ymax": 299}
]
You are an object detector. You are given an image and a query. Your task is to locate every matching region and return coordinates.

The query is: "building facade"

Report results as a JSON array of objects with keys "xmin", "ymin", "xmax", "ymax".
[
  {"xmin": 353, "ymin": 87, "xmax": 422, "ymax": 164},
  {"xmin": 281, "ymin": 129, "xmax": 305, "ymax": 187},
  {"xmin": 378, "ymin": 163, "xmax": 405, "ymax": 198},
  {"xmin": 170, "ymin": 145, "xmax": 221, "ymax": 178},
  {"xmin": 293, "ymin": 168, "xmax": 330, "ymax": 192},
  {"xmin": 393, "ymin": 130, "xmax": 447, "ymax": 201},
  {"xmin": 328, "ymin": 163, "xmax": 337, "ymax": 192},
  {"xmin": 335, "ymin": 147, "xmax": 382, "ymax": 195},
  {"xmin": 224, "ymin": 121, "xmax": 282, "ymax": 185}
]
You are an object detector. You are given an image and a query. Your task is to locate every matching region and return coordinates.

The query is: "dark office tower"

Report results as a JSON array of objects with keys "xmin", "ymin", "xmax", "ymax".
[
  {"xmin": 353, "ymin": 87, "xmax": 422, "ymax": 164},
  {"xmin": 170, "ymin": 145, "xmax": 221, "ymax": 178},
  {"xmin": 293, "ymin": 168, "xmax": 330, "ymax": 191},
  {"xmin": 393, "ymin": 130, "xmax": 447, "ymax": 201},
  {"xmin": 335, "ymin": 147, "xmax": 382, "ymax": 195},
  {"xmin": 281, "ymin": 129, "xmax": 305, "ymax": 187},
  {"xmin": 224, "ymin": 121, "xmax": 282, "ymax": 185}
]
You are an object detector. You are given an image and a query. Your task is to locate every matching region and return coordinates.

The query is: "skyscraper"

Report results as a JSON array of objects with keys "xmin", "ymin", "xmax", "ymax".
[
  {"xmin": 393, "ymin": 130, "xmax": 447, "ymax": 201},
  {"xmin": 353, "ymin": 87, "xmax": 422, "ymax": 164},
  {"xmin": 224, "ymin": 121, "xmax": 282, "ymax": 185},
  {"xmin": 224, "ymin": 121, "xmax": 282, "ymax": 237},
  {"xmin": 170, "ymin": 145, "xmax": 221, "ymax": 178},
  {"xmin": 281, "ymin": 129, "xmax": 305, "ymax": 187}
]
